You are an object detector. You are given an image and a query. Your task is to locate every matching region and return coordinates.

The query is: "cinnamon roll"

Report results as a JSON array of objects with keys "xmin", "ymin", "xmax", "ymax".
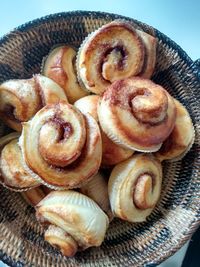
[
  {"xmin": 155, "ymin": 99, "xmax": 195, "ymax": 161},
  {"xmin": 108, "ymin": 154, "xmax": 162, "ymax": 222},
  {"xmin": 0, "ymin": 136, "xmax": 40, "ymax": 191},
  {"xmin": 136, "ymin": 30, "xmax": 157, "ymax": 78},
  {"xmin": 0, "ymin": 75, "xmax": 67, "ymax": 131},
  {"xmin": 44, "ymin": 225, "xmax": 78, "ymax": 257},
  {"xmin": 20, "ymin": 101, "xmax": 102, "ymax": 189},
  {"xmin": 75, "ymin": 95, "xmax": 133, "ymax": 167},
  {"xmin": 42, "ymin": 46, "xmax": 88, "ymax": 103},
  {"xmin": 77, "ymin": 20, "xmax": 144, "ymax": 94},
  {"xmin": 36, "ymin": 190, "xmax": 109, "ymax": 255},
  {"xmin": 98, "ymin": 77, "xmax": 176, "ymax": 152}
]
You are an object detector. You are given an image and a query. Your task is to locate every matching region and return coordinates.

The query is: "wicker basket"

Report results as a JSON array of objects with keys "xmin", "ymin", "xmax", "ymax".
[{"xmin": 0, "ymin": 11, "xmax": 199, "ymax": 267}]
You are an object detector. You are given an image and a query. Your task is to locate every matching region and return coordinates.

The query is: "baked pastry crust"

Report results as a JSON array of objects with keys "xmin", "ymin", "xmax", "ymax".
[
  {"xmin": 136, "ymin": 30, "xmax": 157, "ymax": 78},
  {"xmin": 108, "ymin": 154, "xmax": 162, "ymax": 222},
  {"xmin": 0, "ymin": 138, "xmax": 40, "ymax": 190},
  {"xmin": 77, "ymin": 20, "xmax": 144, "ymax": 94},
  {"xmin": 36, "ymin": 190, "xmax": 109, "ymax": 251},
  {"xmin": 0, "ymin": 75, "xmax": 67, "ymax": 131},
  {"xmin": 42, "ymin": 46, "xmax": 88, "ymax": 103},
  {"xmin": 20, "ymin": 101, "xmax": 102, "ymax": 189},
  {"xmin": 155, "ymin": 99, "xmax": 195, "ymax": 161},
  {"xmin": 98, "ymin": 77, "xmax": 176, "ymax": 152},
  {"xmin": 80, "ymin": 172, "xmax": 113, "ymax": 221}
]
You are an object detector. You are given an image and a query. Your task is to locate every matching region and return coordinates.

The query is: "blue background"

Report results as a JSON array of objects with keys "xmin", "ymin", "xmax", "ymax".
[
  {"xmin": 0, "ymin": 1, "xmax": 199, "ymax": 266},
  {"xmin": 0, "ymin": 0, "xmax": 199, "ymax": 60}
]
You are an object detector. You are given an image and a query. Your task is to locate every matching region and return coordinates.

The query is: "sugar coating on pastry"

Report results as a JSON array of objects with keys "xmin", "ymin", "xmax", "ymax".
[
  {"xmin": 42, "ymin": 45, "xmax": 89, "ymax": 103},
  {"xmin": 108, "ymin": 154, "xmax": 162, "ymax": 222},
  {"xmin": 0, "ymin": 138, "xmax": 40, "ymax": 190},
  {"xmin": 98, "ymin": 77, "xmax": 176, "ymax": 152},
  {"xmin": 20, "ymin": 101, "xmax": 102, "ymax": 189},
  {"xmin": 77, "ymin": 20, "xmax": 144, "ymax": 94},
  {"xmin": 0, "ymin": 75, "xmax": 68, "ymax": 131},
  {"xmin": 0, "ymin": 78, "xmax": 41, "ymax": 131},
  {"xmin": 155, "ymin": 99, "xmax": 195, "ymax": 161}
]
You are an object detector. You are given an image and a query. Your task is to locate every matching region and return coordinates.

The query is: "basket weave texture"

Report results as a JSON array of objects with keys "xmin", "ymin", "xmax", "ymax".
[{"xmin": 0, "ymin": 11, "xmax": 199, "ymax": 267}]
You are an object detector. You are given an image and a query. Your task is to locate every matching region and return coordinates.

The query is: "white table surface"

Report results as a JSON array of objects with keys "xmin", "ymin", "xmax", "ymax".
[{"xmin": 0, "ymin": 1, "xmax": 199, "ymax": 266}]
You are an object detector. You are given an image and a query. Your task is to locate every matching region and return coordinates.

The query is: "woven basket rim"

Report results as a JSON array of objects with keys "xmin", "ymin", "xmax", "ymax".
[{"xmin": 0, "ymin": 10, "xmax": 200, "ymax": 267}]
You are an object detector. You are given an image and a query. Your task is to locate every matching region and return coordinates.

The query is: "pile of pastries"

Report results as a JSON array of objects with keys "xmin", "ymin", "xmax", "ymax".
[{"xmin": 0, "ymin": 20, "xmax": 194, "ymax": 257}]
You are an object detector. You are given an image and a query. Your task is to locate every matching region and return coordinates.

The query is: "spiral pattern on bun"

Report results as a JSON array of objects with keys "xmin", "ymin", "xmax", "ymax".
[
  {"xmin": 36, "ymin": 190, "xmax": 109, "ymax": 255},
  {"xmin": 77, "ymin": 20, "xmax": 144, "ymax": 94},
  {"xmin": 20, "ymin": 101, "xmax": 102, "ymax": 189},
  {"xmin": 0, "ymin": 75, "xmax": 67, "ymax": 131},
  {"xmin": 98, "ymin": 77, "xmax": 176, "ymax": 152},
  {"xmin": 108, "ymin": 154, "xmax": 162, "ymax": 222}
]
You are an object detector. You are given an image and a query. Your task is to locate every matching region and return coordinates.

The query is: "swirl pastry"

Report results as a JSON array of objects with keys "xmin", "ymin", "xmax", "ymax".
[
  {"xmin": 0, "ymin": 135, "xmax": 40, "ymax": 191},
  {"xmin": 108, "ymin": 154, "xmax": 162, "ymax": 222},
  {"xmin": 75, "ymin": 95, "xmax": 133, "ymax": 167},
  {"xmin": 42, "ymin": 46, "xmax": 88, "ymax": 103},
  {"xmin": 98, "ymin": 77, "xmax": 176, "ymax": 152},
  {"xmin": 44, "ymin": 225, "xmax": 78, "ymax": 257},
  {"xmin": 0, "ymin": 74, "xmax": 67, "ymax": 131},
  {"xmin": 80, "ymin": 172, "xmax": 113, "ymax": 221},
  {"xmin": 36, "ymin": 190, "xmax": 109, "ymax": 255},
  {"xmin": 21, "ymin": 186, "xmax": 46, "ymax": 206},
  {"xmin": 155, "ymin": 99, "xmax": 195, "ymax": 161},
  {"xmin": 20, "ymin": 101, "xmax": 102, "ymax": 189},
  {"xmin": 77, "ymin": 20, "xmax": 144, "ymax": 94},
  {"xmin": 136, "ymin": 30, "xmax": 157, "ymax": 78}
]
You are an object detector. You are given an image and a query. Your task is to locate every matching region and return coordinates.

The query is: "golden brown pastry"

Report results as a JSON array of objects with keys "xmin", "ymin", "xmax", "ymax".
[
  {"xmin": 42, "ymin": 45, "xmax": 88, "ymax": 103},
  {"xmin": 21, "ymin": 186, "xmax": 79, "ymax": 256},
  {"xmin": 77, "ymin": 20, "xmax": 144, "ymax": 94},
  {"xmin": 21, "ymin": 186, "xmax": 46, "ymax": 206},
  {"xmin": 108, "ymin": 154, "xmax": 162, "ymax": 222},
  {"xmin": 75, "ymin": 95, "xmax": 133, "ymax": 167},
  {"xmin": 36, "ymin": 190, "xmax": 109, "ymax": 255},
  {"xmin": 74, "ymin": 95, "xmax": 100, "ymax": 121},
  {"xmin": 155, "ymin": 99, "xmax": 195, "ymax": 161},
  {"xmin": 79, "ymin": 172, "xmax": 113, "ymax": 221},
  {"xmin": 44, "ymin": 225, "xmax": 78, "ymax": 257},
  {"xmin": 0, "ymin": 136, "xmax": 40, "ymax": 191},
  {"xmin": 20, "ymin": 101, "xmax": 102, "ymax": 189},
  {"xmin": 0, "ymin": 74, "xmax": 68, "ymax": 131},
  {"xmin": 136, "ymin": 29, "xmax": 157, "ymax": 78},
  {"xmin": 98, "ymin": 77, "xmax": 176, "ymax": 152}
]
